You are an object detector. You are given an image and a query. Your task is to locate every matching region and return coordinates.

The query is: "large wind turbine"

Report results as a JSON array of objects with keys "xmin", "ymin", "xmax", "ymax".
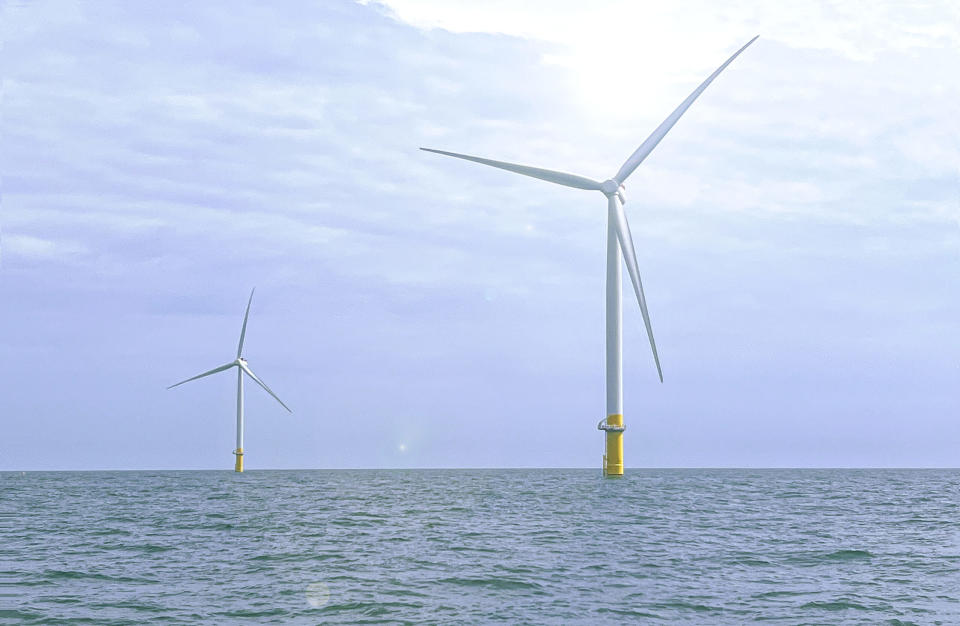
[
  {"xmin": 422, "ymin": 37, "xmax": 758, "ymax": 476},
  {"xmin": 168, "ymin": 288, "xmax": 291, "ymax": 472}
]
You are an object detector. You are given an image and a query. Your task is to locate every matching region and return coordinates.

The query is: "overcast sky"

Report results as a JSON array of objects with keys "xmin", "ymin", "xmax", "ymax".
[{"xmin": 2, "ymin": 0, "xmax": 958, "ymax": 470}]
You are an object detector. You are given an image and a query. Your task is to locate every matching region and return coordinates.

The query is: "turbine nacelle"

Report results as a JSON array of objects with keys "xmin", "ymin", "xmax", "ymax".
[{"xmin": 600, "ymin": 179, "xmax": 626, "ymax": 204}]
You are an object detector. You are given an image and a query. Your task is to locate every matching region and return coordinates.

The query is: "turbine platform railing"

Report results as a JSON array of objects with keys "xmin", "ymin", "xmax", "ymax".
[{"xmin": 597, "ymin": 417, "xmax": 625, "ymax": 433}]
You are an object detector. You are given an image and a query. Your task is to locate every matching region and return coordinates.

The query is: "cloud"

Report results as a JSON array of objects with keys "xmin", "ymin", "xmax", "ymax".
[
  {"xmin": 1, "ymin": 0, "xmax": 957, "ymax": 469},
  {"xmin": 2, "ymin": 234, "xmax": 90, "ymax": 263}
]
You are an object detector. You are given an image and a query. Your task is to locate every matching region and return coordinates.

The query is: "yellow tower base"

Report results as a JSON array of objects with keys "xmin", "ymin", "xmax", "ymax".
[
  {"xmin": 600, "ymin": 414, "xmax": 624, "ymax": 476},
  {"xmin": 234, "ymin": 448, "xmax": 244, "ymax": 472}
]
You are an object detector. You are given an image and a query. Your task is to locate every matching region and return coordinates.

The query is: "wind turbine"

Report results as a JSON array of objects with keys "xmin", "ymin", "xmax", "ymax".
[
  {"xmin": 422, "ymin": 37, "xmax": 758, "ymax": 476},
  {"xmin": 168, "ymin": 288, "xmax": 291, "ymax": 472}
]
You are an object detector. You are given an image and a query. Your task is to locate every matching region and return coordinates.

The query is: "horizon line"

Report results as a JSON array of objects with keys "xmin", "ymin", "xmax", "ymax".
[{"xmin": 4, "ymin": 466, "xmax": 959, "ymax": 472}]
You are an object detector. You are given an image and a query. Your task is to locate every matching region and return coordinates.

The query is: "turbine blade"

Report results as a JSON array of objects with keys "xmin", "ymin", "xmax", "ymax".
[
  {"xmin": 608, "ymin": 196, "xmax": 663, "ymax": 382},
  {"xmin": 167, "ymin": 362, "xmax": 236, "ymax": 389},
  {"xmin": 614, "ymin": 36, "xmax": 759, "ymax": 184},
  {"xmin": 421, "ymin": 147, "xmax": 603, "ymax": 191},
  {"xmin": 240, "ymin": 363, "xmax": 292, "ymax": 413},
  {"xmin": 237, "ymin": 288, "xmax": 255, "ymax": 358}
]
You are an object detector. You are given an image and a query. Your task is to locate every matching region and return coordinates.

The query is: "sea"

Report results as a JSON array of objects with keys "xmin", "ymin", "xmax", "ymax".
[{"xmin": 2, "ymin": 469, "xmax": 959, "ymax": 624}]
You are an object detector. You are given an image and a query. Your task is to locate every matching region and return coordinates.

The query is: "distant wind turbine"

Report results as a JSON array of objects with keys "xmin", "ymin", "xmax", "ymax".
[
  {"xmin": 422, "ymin": 37, "xmax": 758, "ymax": 476},
  {"xmin": 168, "ymin": 288, "xmax": 291, "ymax": 472}
]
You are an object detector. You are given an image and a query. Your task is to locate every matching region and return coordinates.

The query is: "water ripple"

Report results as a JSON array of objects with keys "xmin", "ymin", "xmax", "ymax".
[{"xmin": 2, "ymin": 469, "xmax": 959, "ymax": 624}]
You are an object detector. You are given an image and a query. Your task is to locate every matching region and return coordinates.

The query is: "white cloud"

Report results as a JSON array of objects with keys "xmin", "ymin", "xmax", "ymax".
[
  {"xmin": 3, "ymin": 234, "xmax": 89, "ymax": 261},
  {"xmin": 376, "ymin": 0, "xmax": 960, "ymax": 218},
  {"xmin": 2, "ymin": 1, "xmax": 957, "ymax": 468}
]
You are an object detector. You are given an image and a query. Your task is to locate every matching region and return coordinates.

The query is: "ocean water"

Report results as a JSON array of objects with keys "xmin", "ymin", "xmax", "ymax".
[{"xmin": 2, "ymin": 469, "xmax": 959, "ymax": 624}]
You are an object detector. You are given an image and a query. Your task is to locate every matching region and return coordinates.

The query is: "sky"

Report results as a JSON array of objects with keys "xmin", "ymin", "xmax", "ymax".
[{"xmin": 1, "ymin": 0, "xmax": 957, "ymax": 470}]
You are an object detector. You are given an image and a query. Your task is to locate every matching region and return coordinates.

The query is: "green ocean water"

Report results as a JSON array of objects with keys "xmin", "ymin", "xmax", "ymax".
[{"xmin": 2, "ymin": 469, "xmax": 959, "ymax": 624}]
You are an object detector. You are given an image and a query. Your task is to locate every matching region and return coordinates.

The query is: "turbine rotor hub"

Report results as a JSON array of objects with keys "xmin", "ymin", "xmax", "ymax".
[{"xmin": 600, "ymin": 179, "xmax": 626, "ymax": 203}]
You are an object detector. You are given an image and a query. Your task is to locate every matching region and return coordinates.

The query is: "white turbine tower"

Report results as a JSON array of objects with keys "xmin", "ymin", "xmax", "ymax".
[
  {"xmin": 422, "ymin": 37, "xmax": 758, "ymax": 476},
  {"xmin": 168, "ymin": 288, "xmax": 291, "ymax": 472}
]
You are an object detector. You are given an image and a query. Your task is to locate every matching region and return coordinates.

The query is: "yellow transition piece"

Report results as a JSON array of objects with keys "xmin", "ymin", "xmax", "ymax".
[{"xmin": 604, "ymin": 414, "xmax": 624, "ymax": 476}]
